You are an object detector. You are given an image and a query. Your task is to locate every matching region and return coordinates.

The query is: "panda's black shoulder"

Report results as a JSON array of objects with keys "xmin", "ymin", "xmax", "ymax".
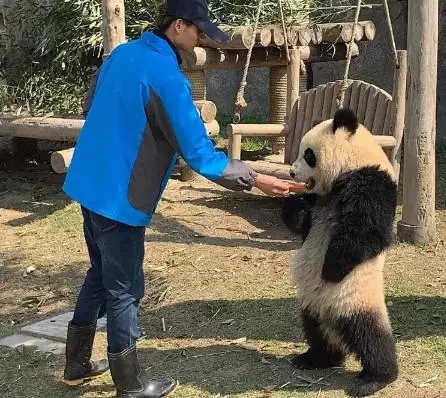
[
  {"xmin": 331, "ymin": 166, "xmax": 397, "ymax": 235},
  {"xmin": 332, "ymin": 108, "xmax": 358, "ymax": 133},
  {"xmin": 332, "ymin": 166, "xmax": 397, "ymax": 199}
]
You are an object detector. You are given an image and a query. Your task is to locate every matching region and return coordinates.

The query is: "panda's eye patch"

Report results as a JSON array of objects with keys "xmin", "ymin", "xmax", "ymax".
[{"xmin": 304, "ymin": 148, "xmax": 316, "ymax": 168}]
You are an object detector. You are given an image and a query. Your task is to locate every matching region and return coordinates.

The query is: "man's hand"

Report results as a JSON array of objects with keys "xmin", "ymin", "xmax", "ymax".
[{"xmin": 254, "ymin": 173, "xmax": 290, "ymax": 197}]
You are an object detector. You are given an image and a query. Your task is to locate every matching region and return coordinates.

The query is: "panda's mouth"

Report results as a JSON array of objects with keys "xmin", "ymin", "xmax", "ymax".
[{"xmin": 305, "ymin": 178, "xmax": 316, "ymax": 190}]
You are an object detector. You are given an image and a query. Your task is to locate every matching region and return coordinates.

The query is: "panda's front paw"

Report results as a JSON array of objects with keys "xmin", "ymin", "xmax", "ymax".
[{"xmin": 281, "ymin": 195, "xmax": 316, "ymax": 238}]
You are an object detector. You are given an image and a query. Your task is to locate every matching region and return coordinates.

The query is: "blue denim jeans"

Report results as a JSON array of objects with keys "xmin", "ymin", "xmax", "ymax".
[{"xmin": 71, "ymin": 207, "xmax": 146, "ymax": 354}]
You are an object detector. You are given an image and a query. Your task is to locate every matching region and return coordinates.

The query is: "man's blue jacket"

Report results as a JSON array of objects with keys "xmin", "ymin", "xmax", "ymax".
[{"xmin": 63, "ymin": 31, "xmax": 257, "ymax": 226}]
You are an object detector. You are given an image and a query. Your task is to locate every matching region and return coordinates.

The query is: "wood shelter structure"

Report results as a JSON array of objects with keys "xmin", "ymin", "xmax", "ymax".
[{"xmin": 0, "ymin": 0, "xmax": 438, "ymax": 244}]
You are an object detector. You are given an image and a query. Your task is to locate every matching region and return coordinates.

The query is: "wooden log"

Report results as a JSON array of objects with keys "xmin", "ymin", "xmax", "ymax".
[
  {"xmin": 389, "ymin": 50, "xmax": 407, "ymax": 180},
  {"xmin": 245, "ymin": 159, "xmax": 291, "ymax": 181},
  {"xmin": 359, "ymin": 21, "xmax": 376, "ymax": 41},
  {"xmin": 0, "ymin": 116, "xmax": 83, "ymax": 141},
  {"xmin": 194, "ymin": 100, "xmax": 217, "ymax": 123},
  {"xmin": 0, "ymin": 103, "xmax": 218, "ymax": 141},
  {"xmin": 298, "ymin": 27, "xmax": 313, "ymax": 46},
  {"xmin": 353, "ymin": 23, "xmax": 364, "ymax": 41},
  {"xmin": 317, "ymin": 22, "xmax": 354, "ymax": 42},
  {"xmin": 398, "ymin": 1, "xmax": 437, "ymax": 244},
  {"xmin": 182, "ymin": 42, "xmax": 359, "ymax": 71},
  {"xmin": 285, "ymin": 48, "xmax": 301, "ymax": 164},
  {"xmin": 311, "ymin": 25, "xmax": 323, "ymax": 44},
  {"xmin": 228, "ymin": 133, "xmax": 242, "ymax": 160},
  {"xmin": 256, "ymin": 28, "xmax": 272, "ymax": 47},
  {"xmin": 101, "ymin": 0, "xmax": 125, "ymax": 56},
  {"xmin": 51, "ymin": 148, "xmax": 74, "ymax": 174},
  {"xmin": 228, "ymin": 123, "xmax": 286, "ymax": 137},
  {"xmin": 199, "ymin": 26, "xmax": 254, "ymax": 49},
  {"xmin": 270, "ymin": 26, "xmax": 285, "ymax": 46}
]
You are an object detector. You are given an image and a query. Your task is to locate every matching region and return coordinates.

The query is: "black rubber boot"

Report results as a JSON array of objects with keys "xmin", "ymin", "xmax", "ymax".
[
  {"xmin": 108, "ymin": 344, "xmax": 178, "ymax": 398},
  {"xmin": 63, "ymin": 321, "xmax": 109, "ymax": 386}
]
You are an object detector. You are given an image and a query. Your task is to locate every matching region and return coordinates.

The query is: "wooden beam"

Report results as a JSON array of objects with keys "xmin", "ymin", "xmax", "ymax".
[
  {"xmin": 229, "ymin": 122, "xmax": 396, "ymax": 147},
  {"xmin": 397, "ymin": 0, "xmax": 437, "ymax": 243},
  {"xmin": 101, "ymin": 0, "xmax": 125, "ymax": 56},
  {"xmin": 182, "ymin": 43, "xmax": 359, "ymax": 71},
  {"xmin": 270, "ymin": 26, "xmax": 285, "ymax": 46},
  {"xmin": 0, "ymin": 117, "xmax": 83, "ymax": 141},
  {"xmin": 228, "ymin": 123, "xmax": 287, "ymax": 138},
  {"xmin": 0, "ymin": 101, "xmax": 219, "ymax": 141},
  {"xmin": 199, "ymin": 26, "xmax": 254, "ymax": 49}
]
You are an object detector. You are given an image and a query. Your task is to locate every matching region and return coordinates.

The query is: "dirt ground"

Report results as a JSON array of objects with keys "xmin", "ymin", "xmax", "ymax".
[{"xmin": 0, "ymin": 139, "xmax": 445, "ymax": 398}]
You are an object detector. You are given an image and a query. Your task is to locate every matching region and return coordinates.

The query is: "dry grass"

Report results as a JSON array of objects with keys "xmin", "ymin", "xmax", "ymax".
[{"xmin": 0, "ymin": 142, "xmax": 445, "ymax": 398}]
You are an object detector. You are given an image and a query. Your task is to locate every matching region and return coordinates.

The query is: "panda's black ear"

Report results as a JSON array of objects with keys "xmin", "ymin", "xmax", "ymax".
[{"xmin": 332, "ymin": 108, "xmax": 358, "ymax": 134}]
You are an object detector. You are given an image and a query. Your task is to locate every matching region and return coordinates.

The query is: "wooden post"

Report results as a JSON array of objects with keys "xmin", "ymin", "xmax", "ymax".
[
  {"xmin": 285, "ymin": 47, "xmax": 301, "ymax": 164},
  {"xmin": 397, "ymin": 0, "xmax": 437, "ymax": 243},
  {"xmin": 389, "ymin": 50, "xmax": 407, "ymax": 182},
  {"xmin": 101, "ymin": 0, "xmax": 126, "ymax": 57}
]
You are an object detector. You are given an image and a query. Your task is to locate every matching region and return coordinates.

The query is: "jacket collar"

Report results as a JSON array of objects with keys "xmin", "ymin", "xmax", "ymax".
[{"xmin": 148, "ymin": 29, "xmax": 182, "ymax": 65}]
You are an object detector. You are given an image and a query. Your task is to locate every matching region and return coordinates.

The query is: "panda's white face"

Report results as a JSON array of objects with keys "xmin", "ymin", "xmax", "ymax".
[
  {"xmin": 289, "ymin": 115, "xmax": 394, "ymax": 195},
  {"xmin": 290, "ymin": 119, "xmax": 349, "ymax": 195}
]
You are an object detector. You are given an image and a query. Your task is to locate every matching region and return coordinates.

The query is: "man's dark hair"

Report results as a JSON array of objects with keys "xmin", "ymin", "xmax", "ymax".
[{"xmin": 157, "ymin": 15, "xmax": 194, "ymax": 33}]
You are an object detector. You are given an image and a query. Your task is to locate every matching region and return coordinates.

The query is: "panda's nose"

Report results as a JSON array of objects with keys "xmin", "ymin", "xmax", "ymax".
[{"xmin": 290, "ymin": 171, "xmax": 296, "ymax": 179}]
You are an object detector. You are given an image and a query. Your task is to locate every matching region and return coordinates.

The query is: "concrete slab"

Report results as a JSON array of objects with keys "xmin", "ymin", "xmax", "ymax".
[
  {"xmin": 20, "ymin": 312, "xmax": 107, "ymax": 343},
  {"xmin": 0, "ymin": 334, "xmax": 65, "ymax": 355}
]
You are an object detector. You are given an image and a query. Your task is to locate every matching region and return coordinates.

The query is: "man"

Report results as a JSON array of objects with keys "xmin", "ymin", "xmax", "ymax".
[{"xmin": 62, "ymin": 0, "xmax": 290, "ymax": 397}]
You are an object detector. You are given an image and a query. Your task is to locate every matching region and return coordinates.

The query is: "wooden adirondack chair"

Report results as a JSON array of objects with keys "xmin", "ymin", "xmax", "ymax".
[{"xmin": 228, "ymin": 50, "xmax": 407, "ymax": 181}]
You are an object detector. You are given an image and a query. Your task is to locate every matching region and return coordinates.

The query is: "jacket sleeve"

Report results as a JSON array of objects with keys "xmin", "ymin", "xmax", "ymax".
[{"xmin": 148, "ymin": 76, "xmax": 257, "ymax": 191}]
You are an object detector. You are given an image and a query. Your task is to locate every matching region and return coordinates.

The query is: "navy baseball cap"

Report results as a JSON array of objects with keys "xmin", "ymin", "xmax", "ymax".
[{"xmin": 165, "ymin": 0, "xmax": 229, "ymax": 43}]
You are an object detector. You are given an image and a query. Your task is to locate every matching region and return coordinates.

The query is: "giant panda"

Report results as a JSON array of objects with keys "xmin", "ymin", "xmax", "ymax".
[{"xmin": 281, "ymin": 108, "xmax": 398, "ymax": 397}]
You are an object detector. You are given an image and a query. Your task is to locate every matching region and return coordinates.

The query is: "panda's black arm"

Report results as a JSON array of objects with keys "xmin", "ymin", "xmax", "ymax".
[
  {"xmin": 321, "ymin": 167, "xmax": 397, "ymax": 283},
  {"xmin": 281, "ymin": 194, "xmax": 318, "ymax": 240}
]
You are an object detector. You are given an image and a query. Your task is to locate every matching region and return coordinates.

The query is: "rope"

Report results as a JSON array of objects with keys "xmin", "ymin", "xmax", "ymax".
[
  {"xmin": 336, "ymin": 0, "xmax": 361, "ymax": 109},
  {"xmin": 232, "ymin": 0, "xmax": 263, "ymax": 124},
  {"xmin": 382, "ymin": 0, "xmax": 400, "ymax": 68},
  {"xmin": 278, "ymin": 0, "xmax": 291, "ymax": 63}
]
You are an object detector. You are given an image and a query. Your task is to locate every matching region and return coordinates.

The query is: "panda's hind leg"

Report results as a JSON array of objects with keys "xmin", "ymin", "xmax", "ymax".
[
  {"xmin": 291, "ymin": 309, "xmax": 345, "ymax": 370},
  {"xmin": 336, "ymin": 311, "xmax": 398, "ymax": 397}
]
